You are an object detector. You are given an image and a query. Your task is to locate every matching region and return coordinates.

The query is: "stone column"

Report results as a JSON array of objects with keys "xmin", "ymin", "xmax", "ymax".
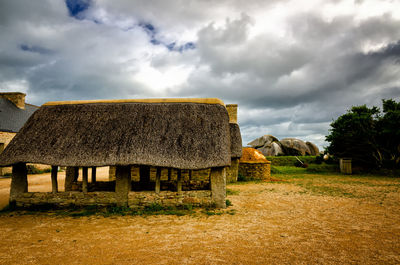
[
  {"xmin": 155, "ymin": 167, "xmax": 161, "ymax": 194},
  {"xmin": 227, "ymin": 158, "xmax": 240, "ymax": 183},
  {"xmin": 210, "ymin": 167, "xmax": 226, "ymax": 208},
  {"xmin": 10, "ymin": 162, "xmax": 28, "ymax": 203},
  {"xmin": 65, "ymin": 167, "xmax": 77, "ymax": 192},
  {"xmin": 0, "ymin": 143, "xmax": 4, "ymax": 176},
  {"xmin": 82, "ymin": 167, "xmax": 88, "ymax": 193},
  {"xmin": 51, "ymin": 166, "xmax": 58, "ymax": 193},
  {"xmin": 177, "ymin": 169, "xmax": 182, "ymax": 194},
  {"xmin": 91, "ymin": 167, "xmax": 96, "ymax": 183},
  {"xmin": 109, "ymin": 166, "xmax": 116, "ymax": 181},
  {"xmin": 115, "ymin": 166, "xmax": 131, "ymax": 207}
]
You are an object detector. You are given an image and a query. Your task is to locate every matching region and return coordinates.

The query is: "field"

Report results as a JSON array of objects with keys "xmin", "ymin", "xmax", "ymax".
[{"xmin": 0, "ymin": 167, "xmax": 399, "ymax": 264}]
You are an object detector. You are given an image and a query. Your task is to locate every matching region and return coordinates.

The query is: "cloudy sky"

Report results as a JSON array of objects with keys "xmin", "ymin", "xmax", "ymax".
[{"xmin": 1, "ymin": 0, "xmax": 400, "ymax": 149}]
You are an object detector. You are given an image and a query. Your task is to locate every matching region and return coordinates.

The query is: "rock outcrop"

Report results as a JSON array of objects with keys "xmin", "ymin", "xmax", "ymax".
[
  {"xmin": 306, "ymin": 141, "xmax": 319, "ymax": 156},
  {"xmin": 247, "ymin": 135, "xmax": 284, "ymax": 156},
  {"xmin": 248, "ymin": 135, "xmax": 319, "ymax": 156},
  {"xmin": 280, "ymin": 138, "xmax": 312, "ymax": 156}
]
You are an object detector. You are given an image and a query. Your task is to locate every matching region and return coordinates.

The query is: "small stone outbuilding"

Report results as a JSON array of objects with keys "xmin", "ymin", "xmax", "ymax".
[
  {"xmin": 0, "ymin": 92, "xmax": 39, "ymax": 175},
  {"xmin": 0, "ymin": 98, "xmax": 241, "ymax": 209},
  {"xmin": 239, "ymin": 147, "xmax": 271, "ymax": 181}
]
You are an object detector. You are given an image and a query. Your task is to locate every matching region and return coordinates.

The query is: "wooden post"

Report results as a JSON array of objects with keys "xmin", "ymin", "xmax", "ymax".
[
  {"xmin": 115, "ymin": 166, "xmax": 131, "ymax": 207},
  {"xmin": 210, "ymin": 167, "xmax": 226, "ymax": 208},
  {"xmin": 51, "ymin": 166, "xmax": 58, "ymax": 193},
  {"xmin": 155, "ymin": 167, "xmax": 161, "ymax": 194},
  {"xmin": 177, "ymin": 169, "xmax": 182, "ymax": 194},
  {"xmin": 82, "ymin": 167, "xmax": 88, "ymax": 193},
  {"xmin": 340, "ymin": 158, "xmax": 352, "ymax": 174},
  {"xmin": 10, "ymin": 162, "xmax": 28, "ymax": 203},
  {"xmin": 91, "ymin": 167, "xmax": 96, "ymax": 183}
]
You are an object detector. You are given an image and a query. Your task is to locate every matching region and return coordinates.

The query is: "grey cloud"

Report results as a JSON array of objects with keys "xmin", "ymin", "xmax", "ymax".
[{"xmin": 1, "ymin": 0, "xmax": 399, "ymax": 149}]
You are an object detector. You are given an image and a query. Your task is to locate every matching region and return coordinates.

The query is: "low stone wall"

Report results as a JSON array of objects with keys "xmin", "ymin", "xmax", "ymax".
[
  {"xmin": 13, "ymin": 190, "xmax": 212, "ymax": 208},
  {"xmin": 128, "ymin": 190, "xmax": 212, "ymax": 207},
  {"xmin": 239, "ymin": 161, "xmax": 271, "ymax": 181},
  {"xmin": 14, "ymin": 192, "xmax": 118, "ymax": 208}
]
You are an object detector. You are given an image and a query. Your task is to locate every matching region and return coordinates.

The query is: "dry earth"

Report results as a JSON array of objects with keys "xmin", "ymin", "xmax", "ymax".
[{"xmin": 0, "ymin": 169, "xmax": 399, "ymax": 264}]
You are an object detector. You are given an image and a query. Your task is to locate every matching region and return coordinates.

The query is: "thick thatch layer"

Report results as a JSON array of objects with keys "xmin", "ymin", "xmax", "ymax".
[
  {"xmin": 0, "ymin": 102, "xmax": 231, "ymax": 169},
  {"xmin": 230, "ymin": 123, "xmax": 242, "ymax": 158}
]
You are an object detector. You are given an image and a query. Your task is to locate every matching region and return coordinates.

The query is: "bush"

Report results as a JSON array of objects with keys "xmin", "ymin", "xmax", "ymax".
[{"xmin": 237, "ymin": 173, "xmax": 246, "ymax": 182}]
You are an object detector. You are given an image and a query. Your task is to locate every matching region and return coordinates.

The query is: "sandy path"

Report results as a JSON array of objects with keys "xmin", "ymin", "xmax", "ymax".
[{"xmin": 0, "ymin": 173, "xmax": 399, "ymax": 264}]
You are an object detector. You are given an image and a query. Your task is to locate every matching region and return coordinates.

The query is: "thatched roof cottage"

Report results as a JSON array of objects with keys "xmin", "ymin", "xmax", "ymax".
[{"xmin": 0, "ymin": 98, "xmax": 242, "ymax": 209}]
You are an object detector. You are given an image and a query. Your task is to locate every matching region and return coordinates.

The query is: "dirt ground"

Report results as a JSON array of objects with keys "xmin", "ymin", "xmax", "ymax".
[{"xmin": 0, "ymin": 169, "xmax": 399, "ymax": 264}]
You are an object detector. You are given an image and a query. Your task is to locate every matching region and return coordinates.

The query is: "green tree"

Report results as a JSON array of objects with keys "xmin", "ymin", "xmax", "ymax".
[
  {"xmin": 326, "ymin": 99, "xmax": 400, "ymax": 169},
  {"xmin": 377, "ymin": 99, "xmax": 400, "ymax": 167},
  {"xmin": 326, "ymin": 105, "xmax": 382, "ymax": 167}
]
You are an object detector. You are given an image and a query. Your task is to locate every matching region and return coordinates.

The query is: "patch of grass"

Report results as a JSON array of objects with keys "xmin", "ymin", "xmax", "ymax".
[
  {"xmin": 226, "ymin": 199, "xmax": 232, "ymax": 207},
  {"xmin": 226, "ymin": 188, "xmax": 240, "ymax": 195},
  {"xmin": 26, "ymin": 165, "xmax": 52, "ymax": 174},
  {"xmin": 266, "ymin": 156, "xmax": 317, "ymax": 166},
  {"xmin": 297, "ymin": 182, "xmax": 359, "ymax": 198}
]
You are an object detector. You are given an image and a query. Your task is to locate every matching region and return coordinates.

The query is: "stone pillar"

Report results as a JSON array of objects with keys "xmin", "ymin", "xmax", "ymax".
[
  {"xmin": 109, "ymin": 166, "xmax": 116, "ymax": 181},
  {"xmin": 167, "ymin": 168, "xmax": 172, "ymax": 181},
  {"xmin": 65, "ymin": 167, "xmax": 78, "ymax": 192},
  {"xmin": 0, "ymin": 143, "xmax": 4, "ymax": 176},
  {"xmin": 82, "ymin": 167, "xmax": 88, "ymax": 193},
  {"xmin": 51, "ymin": 166, "xmax": 58, "ymax": 194},
  {"xmin": 210, "ymin": 167, "xmax": 226, "ymax": 208},
  {"xmin": 227, "ymin": 158, "xmax": 240, "ymax": 183},
  {"xmin": 115, "ymin": 166, "xmax": 131, "ymax": 207},
  {"xmin": 177, "ymin": 169, "xmax": 182, "ymax": 194},
  {"xmin": 91, "ymin": 167, "xmax": 96, "ymax": 183},
  {"xmin": 155, "ymin": 167, "xmax": 161, "ymax": 194},
  {"xmin": 10, "ymin": 162, "xmax": 28, "ymax": 203}
]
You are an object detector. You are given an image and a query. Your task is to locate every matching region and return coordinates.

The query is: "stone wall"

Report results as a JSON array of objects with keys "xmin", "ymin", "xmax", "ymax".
[
  {"xmin": 128, "ymin": 190, "xmax": 212, "ymax": 207},
  {"xmin": 238, "ymin": 161, "xmax": 271, "ymax": 181},
  {"xmin": 0, "ymin": 131, "xmax": 16, "ymax": 175},
  {"xmin": 13, "ymin": 190, "xmax": 212, "ymax": 208}
]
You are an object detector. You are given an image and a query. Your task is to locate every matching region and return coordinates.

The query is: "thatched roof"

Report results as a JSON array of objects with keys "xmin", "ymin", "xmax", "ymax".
[
  {"xmin": 240, "ymin": 148, "xmax": 270, "ymax": 163},
  {"xmin": 230, "ymin": 123, "xmax": 242, "ymax": 158},
  {"xmin": 0, "ymin": 99, "xmax": 231, "ymax": 169}
]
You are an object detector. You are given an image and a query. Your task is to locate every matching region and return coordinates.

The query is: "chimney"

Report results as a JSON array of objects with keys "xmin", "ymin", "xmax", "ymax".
[
  {"xmin": 0, "ymin": 92, "xmax": 26, "ymax": 109},
  {"xmin": 226, "ymin": 104, "xmax": 238, "ymax": 123}
]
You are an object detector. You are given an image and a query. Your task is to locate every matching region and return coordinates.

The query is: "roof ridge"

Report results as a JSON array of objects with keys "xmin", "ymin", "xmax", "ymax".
[{"xmin": 43, "ymin": 98, "xmax": 225, "ymax": 106}]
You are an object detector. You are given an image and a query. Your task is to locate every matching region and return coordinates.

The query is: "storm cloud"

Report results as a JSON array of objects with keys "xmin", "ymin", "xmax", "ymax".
[{"xmin": 0, "ymin": 0, "xmax": 399, "ymax": 149}]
